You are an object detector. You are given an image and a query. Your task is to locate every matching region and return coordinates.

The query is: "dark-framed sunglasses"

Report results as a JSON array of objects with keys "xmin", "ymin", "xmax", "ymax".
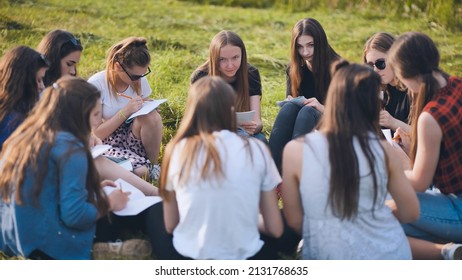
[
  {"xmin": 367, "ymin": 58, "xmax": 386, "ymax": 70},
  {"xmin": 118, "ymin": 62, "xmax": 151, "ymax": 81}
]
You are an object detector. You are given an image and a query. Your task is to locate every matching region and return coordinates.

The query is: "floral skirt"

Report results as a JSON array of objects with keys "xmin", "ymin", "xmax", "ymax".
[{"xmin": 102, "ymin": 122, "xmax": 150, "ymax": 170}]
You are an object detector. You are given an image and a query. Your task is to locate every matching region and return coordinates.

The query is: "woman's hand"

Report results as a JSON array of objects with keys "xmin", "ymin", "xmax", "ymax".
[
  {"xmin": 393, "ymin": 127, "xmax": 411, "ymax": 156},
  {"xmin": 88, "ymin": 133, "xmax": 103, "ymax": 148},
  {"xmin": 304, "ymin": 97, "xmax": 324, "ymax": 113},
  {"xmin": 108, "ymin": 189, "xmax": 130, "ymax": 211},
  {"xmin": 379, "ymin": 110, "xmax": 397, "ymax": 129},
  {"xmin": 124, "ymin": 96, "xmax": 144, "ymax": 115},
  {"xmin": 101, "ymin": 180, "xmax": 131, "ymax": 212},
  {"xmin": 239, "ymin": 121, "xmax": 257, "ymax": 135}
]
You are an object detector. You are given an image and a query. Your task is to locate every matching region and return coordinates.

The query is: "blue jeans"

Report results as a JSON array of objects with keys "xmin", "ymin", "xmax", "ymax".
[
  {"xmin": 402, "ymin": 189, "xmax": 462, "ymax": 243},
  {"xmin": 237, "ymin": 128, "xmax": 268, "ymax": 144},
  {"xmin": 268, "ymin": 103, "xmax": 321, "ymax": 172}
]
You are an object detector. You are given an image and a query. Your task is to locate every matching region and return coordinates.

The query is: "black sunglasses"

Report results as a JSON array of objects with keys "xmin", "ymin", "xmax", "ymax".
[
  {"xmin": 118, "ymin": 62, "xmax": 151, "ymax": 81},
  {"xmin": 367, "ymin": 58, "xmax": 386, "ymax": 70}
]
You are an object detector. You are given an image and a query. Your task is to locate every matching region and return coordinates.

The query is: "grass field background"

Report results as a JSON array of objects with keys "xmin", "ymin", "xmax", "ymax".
[{"xmin": 1, "ymin": 0, "xmax": 462, "ymax": 151}]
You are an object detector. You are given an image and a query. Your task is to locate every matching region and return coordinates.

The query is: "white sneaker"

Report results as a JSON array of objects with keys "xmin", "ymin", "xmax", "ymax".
[
  {"xmin": 441, "ymin": 243, "xmax": 462, "ymax": 260},
  {"xmin": 149, "ymin": 164, "xmax": 161, "ymax": 181}
]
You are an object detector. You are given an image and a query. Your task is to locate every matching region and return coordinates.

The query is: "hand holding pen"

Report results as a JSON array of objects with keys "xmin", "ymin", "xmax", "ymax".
[
  {"xmin": 393, "ymin": 127, "xmax": 411, "ymax": 156},
  {"xmin": 100, "ymin": 179, "xmax": 130, "ymax": 211},
  {"xmin": 118, "ymin": 93, "xmax": 144, "ymax": 115}
]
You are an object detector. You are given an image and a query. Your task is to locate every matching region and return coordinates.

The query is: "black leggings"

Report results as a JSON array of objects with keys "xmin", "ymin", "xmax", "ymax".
[{"xmin": 148, "ymin": 203, "xmax": 300, "ymax": 260}]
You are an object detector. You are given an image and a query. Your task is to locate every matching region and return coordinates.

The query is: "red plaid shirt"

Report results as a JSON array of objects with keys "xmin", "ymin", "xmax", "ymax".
[{"xmin": 423, "ymin": 76, "xmax": 462, "ymax": 194}]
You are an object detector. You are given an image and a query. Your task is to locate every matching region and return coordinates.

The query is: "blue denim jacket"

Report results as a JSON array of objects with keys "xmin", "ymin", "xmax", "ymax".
[{"xmin": 0, "ymin": 131, "xmax": 98, "ymax": 259}]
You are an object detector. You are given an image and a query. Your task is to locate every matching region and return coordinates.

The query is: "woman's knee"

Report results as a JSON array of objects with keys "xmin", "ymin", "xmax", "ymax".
[{"xmin": 134, "ymin": 110, "xmax": 162, "ymax": 128}]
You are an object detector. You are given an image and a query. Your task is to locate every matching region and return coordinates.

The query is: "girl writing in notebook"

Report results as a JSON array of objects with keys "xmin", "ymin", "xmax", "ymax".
[
  {"xmin": 37, "ymin": 29, "xmax": 157, "ymax": 196},
  {"xmin": 158, "ymin": 76, "xmax": 283, "ymax": 259},
  {"xmin": 89, "ymin": 37, "xmax": 163, "ymax": 181},
  {"xmin": 0, "ymin": 77, "xmax": 129, "ymax": 259},
  {"xmin": 388, "ymin": 32, "xmax": 462, "ymax": 260}
]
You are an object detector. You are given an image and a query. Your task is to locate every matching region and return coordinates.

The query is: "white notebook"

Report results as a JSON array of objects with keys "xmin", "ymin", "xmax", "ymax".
[
  {"xmin": 126, "ymin": 99, "xmax": 167, "ymax": 123},
  {"xmin": 103, "ymin": 178, "xmax": 161, "ymax": 216}
]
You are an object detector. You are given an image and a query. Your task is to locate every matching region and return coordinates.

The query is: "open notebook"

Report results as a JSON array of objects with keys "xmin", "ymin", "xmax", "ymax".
[{"xmin": 103, "ymin": 178, "xmax": 161, "ymax": 216}]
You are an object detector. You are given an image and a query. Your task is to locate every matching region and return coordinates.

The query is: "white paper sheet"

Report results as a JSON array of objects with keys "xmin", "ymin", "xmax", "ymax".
[
  {"xmin": 91, "ymin": 144, "xmax": 111, "ymax": 159},
  {"xmin": 103, "ymin": 179, "xmax": 161, "ymax": 216},
  {"xmin": 126, "ymin": 99, "xmax": 167, "ymax": 123},
  {"xmin": 236, "ymin": 110, "xmax": 255, "ymax": 124}
]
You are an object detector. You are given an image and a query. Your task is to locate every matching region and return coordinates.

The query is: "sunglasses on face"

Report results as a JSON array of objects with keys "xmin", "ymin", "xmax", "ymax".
[
  {"xmin": 118, "ymin": 62, "xmax": 151, "ymax": 81},
  {"xmin": 367, "ymin": 58, "xmax": 386, "ymax": 70}
]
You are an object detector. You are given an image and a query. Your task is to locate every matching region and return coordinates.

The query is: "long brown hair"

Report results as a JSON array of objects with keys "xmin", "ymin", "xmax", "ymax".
[
  {"xmin": 0, "ymin": 77, "xmax": 109, "ymax": 215},
  {"xmin": 37, "ymin": 29, "xmax": 82, "ymax": 86},
  {"xmin": 0, "ymin": 46, "xmax": 49, "ymax": 121},
  {"xmin": 194, "ymin": 30, "xmax": 250, "ymax": 112},
  {"xmin": 159, "ymin": 76, "xmax": 237, "ymax": 199},
  {"xmin": 105, "ymin": 37, "xmax": 150, "ymax": 98},
  {"xmin": 289, "ymin": 18, "xmax": 340, "ymax": 101},
  {"xmin": 319, "ymin": 61, "xmax": 385, "ymax": 220},
  {"xmin": 388, "ymin": 32, "xmax": 448, "ymax": 166}
]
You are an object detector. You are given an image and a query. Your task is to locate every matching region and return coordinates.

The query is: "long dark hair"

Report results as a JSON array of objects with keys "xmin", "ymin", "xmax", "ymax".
[
  {"xmin": 0, "ymin": 46, "xmax": 49, "ymax": 121},
  {"xmin": 289, "ymin": 18, "xmax": 340, "ymax": 101},
  {"xmin": 37, "ymin": 29, "xmax": 83, "ymax": 86},
  {"xmin": 388, "ymin": 32, "xmax": 448, "ymax": 166},
  {"xmin": 319, "ymin": 61, "xmax": 385, "ymax": 220}
]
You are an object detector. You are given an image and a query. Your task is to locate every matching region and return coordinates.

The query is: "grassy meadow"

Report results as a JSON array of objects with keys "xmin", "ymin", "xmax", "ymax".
[{"xmin": 1, "ymin": 0, "xmax": 462, "ymax": 150}]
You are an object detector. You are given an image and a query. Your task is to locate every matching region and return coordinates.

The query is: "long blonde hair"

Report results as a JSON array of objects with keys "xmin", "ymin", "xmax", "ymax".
[{"xmin": 159, "ymin": 76, "xmax": 237, "ymax": 198}]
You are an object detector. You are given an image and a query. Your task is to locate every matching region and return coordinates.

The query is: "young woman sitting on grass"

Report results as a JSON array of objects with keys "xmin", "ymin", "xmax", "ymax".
[
  {"xmin": 0, "ymin": 46, "xmax": 49, "ymax": 149},
  {"xmin": 268, "ymin": 18, "xmax": 341, "ymax": 173},
  {"xmin": 0, "ymin": 77, "xmax": 129, "ymax": 259},
  {"xmin": 158, "ymin": 76, "xmax": 283, "ymax": 260},
  {"xmin": 88, "ymin": 37, "xmax": 163, "ymax": 182},
  {"xmin": 190, "ymin": 30, "xmax": 267, "ymax": 142},
  {"xmin": 363, "ymin": 32, "xmax": 411, "ymax": 137},
  {"xmin": 282, "ymin": 61, "xmax": 419, "ymax": 259},
  {"xmin": 38, "ymin": 29, "xmax": 157, "ymax": 196},
  {"xmin": 388, "ymin": 32, "xmax": 462, "ymax": 260}
]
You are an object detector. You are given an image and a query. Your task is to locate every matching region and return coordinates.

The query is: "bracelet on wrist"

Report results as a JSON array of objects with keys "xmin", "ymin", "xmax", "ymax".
[{"xmin": 118, "ymin": 109, "xmax": 127, "ymax": 120}]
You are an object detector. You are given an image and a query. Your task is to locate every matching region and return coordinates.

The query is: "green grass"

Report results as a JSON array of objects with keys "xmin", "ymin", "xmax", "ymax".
[{"xmin": 1, "ymin": 0, "xmax": 462, "ymax": 148}]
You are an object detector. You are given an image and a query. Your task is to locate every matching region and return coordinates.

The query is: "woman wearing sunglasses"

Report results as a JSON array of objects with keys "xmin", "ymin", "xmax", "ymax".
[
  {"xmin": 38, "ymin": 30, "xmax": 158, "ymax": 196},
  {"xmin": 363, "ymin": 32, "xmax": 411, "ymax": 139},
  {"xmin": 268, "ymin": 18, "xmax": 341, "ymax": 173},
  {"xmin": 88, "ymin": 37, "xmax": 163, "ymax": 182}
]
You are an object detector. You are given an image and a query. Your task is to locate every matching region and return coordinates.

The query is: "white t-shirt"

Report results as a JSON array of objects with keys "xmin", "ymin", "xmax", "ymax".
[
  {"xmin": 88, "ymin": 71, "xmax": 152, "ymax": 120},
  {"xmin": 166, "ymin": 130, "xmax": 281, "ymax": 260}
]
